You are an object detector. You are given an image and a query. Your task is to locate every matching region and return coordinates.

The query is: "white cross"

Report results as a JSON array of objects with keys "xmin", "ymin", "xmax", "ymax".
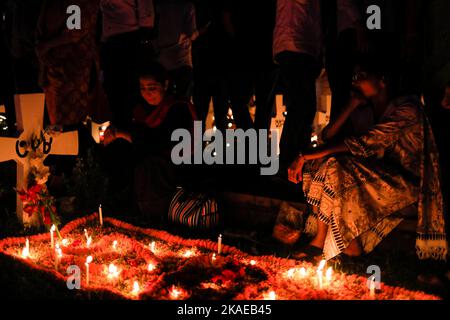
[{"xmin": 0, "ymin": 94, "xmax": 79, "ymax": 226}]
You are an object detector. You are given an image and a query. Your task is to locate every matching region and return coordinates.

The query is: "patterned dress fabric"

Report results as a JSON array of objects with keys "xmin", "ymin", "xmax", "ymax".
[{"xmin": 303, "ymin": 96, "xmax": 447, "ymax": 260}]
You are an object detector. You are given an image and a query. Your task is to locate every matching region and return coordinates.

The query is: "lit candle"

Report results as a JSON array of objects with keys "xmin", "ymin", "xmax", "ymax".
[
  {"xmin": 212, "ymin": 253, "xmax": 217, "ymax": 262},
  {"xmin": 150, "ymin": 241, "xmax": 156, "ymax": 253},
  {"xmin": 113, "ymin": 240, "xmax": 118, "ymax": 251},
  {"xmin": 369, "ymin": 277, "xmax": 376, "ymax": 299},
  {"xmin": 317, "ymin": 260, "xmax": 326, "ymax": 289},
  {"xmin": 84, "ymin": 229, "xmax": 89, "ymax": 241},
  {"xmin": 147, "ymin": 263, "xmax": 156, "ymax": 272},
  {"xmin": 21, "ymin": 238, "xmax": 30, "ymax": 259},
  {"xmin": 55, "ymin": 243, "xmax": 62, "ymax": 270},
  {"xmin": 107, "ymin": 263, "xmax": 120, "ymax": 280},
  {"xmin": 182, "ymin": 249, "xmax": 195, "ymax": 258},
  {"xmin": 170, "ymin": 286, "xmax": 182, "ymax": 300},
  {"xmin": 50, "ymin": 224, "xmax": 56, "ymax": 249},
  {"xmin": 87, "ymin": 236, "xmax": 92, "ymax": 248},
  {"xmin": 300, "ymin": 267, "xmax": 307, "ymax": 277},
  {"xmin": 85, "ymin": 256, "xmax": 93, "ymax": 285},
  {"xmin": 218, "ymin": 234, "xmax": 222, "ymax": 255},
  {"xmin": 99, "ymin": 204, "xmax": 103, "ymax": 227},
  {"xmin": 132, "ymin": 281, "xmax": 140, "ymax": 296},
  {"xmin": 326, "ymin": 267, "xmax": 333, "ymax": 286},
  {"xmin": 287, "ymin": 268, "xmax": 295, "ymax": 279},
  {"xmin": 263, "ymin": 290, "xmax": 276, "ymax": 300},
  {"xmin": 250, "ymin": 260, "xmax": 257, "ymax": 266}
]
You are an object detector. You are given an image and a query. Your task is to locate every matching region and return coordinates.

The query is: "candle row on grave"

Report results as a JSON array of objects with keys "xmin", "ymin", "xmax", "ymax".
[{"xmin": 18, "ymin": 228, "xmax": 378, "ymax": 299}]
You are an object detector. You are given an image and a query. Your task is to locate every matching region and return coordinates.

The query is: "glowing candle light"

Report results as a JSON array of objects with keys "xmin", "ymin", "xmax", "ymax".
[
  {"xmin": 87, "ymin": 236, "xmax": 92, "ymax": 248},
  {"xmin": 84, "ymin": 229, "xmax": 89, "ymax": 241},
  {"xmin": 112, "ymin": 240, "xmax": 118, "ymax": 250},
  {"xmin": 250, "ymin": 260, "xmax": 257, "ymax": 266},
  {"xmin": 50, "ymin": 224, "xmax": 56, "ymax": 249},
  {"xmin": 147, "ymin": 263, "xmax": 156, "ymax": 272},
  {"xmin": 21, "ymin": 238, "xmax": 30, "ymax": 259},
  {"xmin": 326, "ymin": 267, "xmax": 333, "ymax": 286},
  {"xmin": 85, "ymin": 256, "xmax": 93, "ymax": 285},
  {"xmin": 170, "ymin": 286, "xmax": 183, "ymax": 300},
  {"xmin": 264, "ymin": 291, "xmax": 276, "ymax": 300},
  {"xmin": 369, "ymin": 277, "xmax": 376, "ymax": 299},
  {"xmin": 99, "ymin": 204, "xmax": 103, "ymax": 227},
  {"xmin": 132, "ymin": 281, "xmax": 140, "ymax": 296},
  {"xmin": 300, "ymin": 267, "xmax": 307, "ymax": 277},
  {"xmin": 55, "ymin": 243, "xmax": 62, "ymax": 270},
  {"xmin": 107, "ymin": 263, "xmax": 120, "ymax": 279},
  {"xmin": 150, "ymin": 241, "xmax": 156, "ymax": 253},
  {"xmin": 212, "ymin": 253, "xmax": 217, "ymax": 261},
  {"xmin": 218, "ymin": 234, "xmax": 222, "ymax": 255},
  {"xmin": 317, "ymin": 260, "xmax": 326, "ymax": 289},
  {"xmin": 182, "ymin": 249, "xmax": 195, "ymax": 258},
  {"xmin": 287, "ymin": 268, "xmax": 295, "ymax": 279}
]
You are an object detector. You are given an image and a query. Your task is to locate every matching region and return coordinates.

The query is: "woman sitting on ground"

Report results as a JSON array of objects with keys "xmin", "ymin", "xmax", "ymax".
[
  {"xmin": 102, "ymin": 62, "xmax": 196, "ymax": 218},
  {"xmin": 288, "ymin": 62, "xmax": 448, "ymax": 262}
]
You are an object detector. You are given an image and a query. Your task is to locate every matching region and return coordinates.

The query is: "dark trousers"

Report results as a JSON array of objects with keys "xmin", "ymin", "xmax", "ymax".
[
  {"xmin": 276, "ymin": 51, "xmax": 320, "ymax": 169},
  {"xmin": 193, "ymin": 63, "xmax": 228, "ymax": 131},
  {"xmin": 168, "ymin": 66, "xmax": 194, "ymax": 100},
  {"xmin": 101, "ymin": 31, "xmax": 141, "ymax": 130}
]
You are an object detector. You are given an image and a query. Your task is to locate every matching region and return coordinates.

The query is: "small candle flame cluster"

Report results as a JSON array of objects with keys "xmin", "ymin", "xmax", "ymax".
[
  {"xmin": 285, "ymin": 260, "xmax": 333, "ymax": 290},
  {"xmin": 21, "ymin": 238, "xmax": 30, "ymax": 259}
]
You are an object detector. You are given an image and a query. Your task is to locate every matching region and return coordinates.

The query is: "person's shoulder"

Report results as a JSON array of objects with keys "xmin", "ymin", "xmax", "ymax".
[{"xmin": 390, "ymin": 96, "xmax": 422, "ymax": 121}]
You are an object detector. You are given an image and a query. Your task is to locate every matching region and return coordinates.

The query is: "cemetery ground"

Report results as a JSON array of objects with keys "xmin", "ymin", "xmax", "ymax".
[{"xmin": 0, "ymin": 150, "xmax": 449, "ymax": 300}]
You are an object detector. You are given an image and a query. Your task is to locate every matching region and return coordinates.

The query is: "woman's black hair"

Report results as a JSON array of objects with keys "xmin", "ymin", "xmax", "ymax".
[
  {"xmin": 353, "ymin": 54, "xmax": 399, "ymax": 96},
  {"xmin": 138, "ymin": 62, "xmax": 168, "ymax": 85}
]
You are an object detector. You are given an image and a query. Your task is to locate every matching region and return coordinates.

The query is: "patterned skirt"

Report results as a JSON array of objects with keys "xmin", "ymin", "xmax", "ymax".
[{"xmin": 302, "ymin": 155, "xmax": 419, "ymax": 260}]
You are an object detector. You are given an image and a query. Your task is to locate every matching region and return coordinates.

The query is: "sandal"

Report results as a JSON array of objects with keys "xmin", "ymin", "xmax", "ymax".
[{"xmin": 292, "ymin": 244, "xmax": 324, "ymax": 263}]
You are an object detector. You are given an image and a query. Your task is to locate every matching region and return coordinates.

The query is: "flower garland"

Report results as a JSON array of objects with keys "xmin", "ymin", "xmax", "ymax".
[{"xmin": 0, "ymin": 213, "xmax": 442, "ymax": 300}]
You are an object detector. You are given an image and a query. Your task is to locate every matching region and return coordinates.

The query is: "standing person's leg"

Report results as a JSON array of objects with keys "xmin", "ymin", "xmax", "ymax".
[
  {"xmin": 228, "ymin": 69, "xmax": 254, "ymax": 130},
  {"xmin": 326, "ymin": 29, "xmax": 358, "ymax": 120},
  {"xmin": 168, "ymin": 66, "xmax": 194, "ymax": 100},
  {"xmin": 277, "ymin": 51, "xmax": 319, "ymax": 171},
  {"xmin": 101, "ymin": 32, "xmax": 140, "ymax": 130},
  {"xmin": 254, "ymin": 66, "xmax": 278, "ymax": 130}
]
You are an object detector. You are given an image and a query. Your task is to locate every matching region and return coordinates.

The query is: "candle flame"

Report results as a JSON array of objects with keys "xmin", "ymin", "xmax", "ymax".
[
  {"xmin": 86, "ymin": 255, "xmax": 93, "ymax": 264},
  {"xmin": 182, "ymin": 249, "xmax": 195, "ymax": 258},
  {"xmin": 21, "ymin": 238, "xmax": 30, "ymax": 259},
  {"xmin": 107, "ymin": 263, "xmax": 120, "ymax": 279},
  {"xmin": 287, "ymin": 268, "xmax": 295, "ymax": 279},
  {"xmin": 326, "ymin": 267, "xmax": 333, "ymax": 281},
  {"xmin": 132, "ymin": 281, "xmax": 140, "ymax": 296},
  {"xmin": 250, "ymin": 260, "xmax": 257, "ymax": 266},
  {"xmin": 300, "ymin": 267, "xmax": 307, "ymax": 277},
  {"xmin": 170, "ymin": 286, "xmax": 183, "ymax": 300},
  {"xmin": 317, "ymin": 260, "xmax": 326, "ymax": 271},
  {"xmin": 113, "ymin": 240, "xmax": 118, "ymax": 250},
  {"xmin": 264, "ymin": 291, "xmax": 276, "ymax": 300},
  {"xmin": 150, "ymin": 241, "xmax": 156, "ymax": 253},
  {"xmin": 147, "ymin": 263, "xmax": 156, "ymax": 272},
  {"xmin": 55, "ymin": 244, "xmax": 63, "ymax": 258},
  {"xmin": 212, "ymin": 253, "xmax": 217, "ymax": 261},
  {"xmin": 87, "ymin": 236, "xmax": 92, "ymax": 248}
]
